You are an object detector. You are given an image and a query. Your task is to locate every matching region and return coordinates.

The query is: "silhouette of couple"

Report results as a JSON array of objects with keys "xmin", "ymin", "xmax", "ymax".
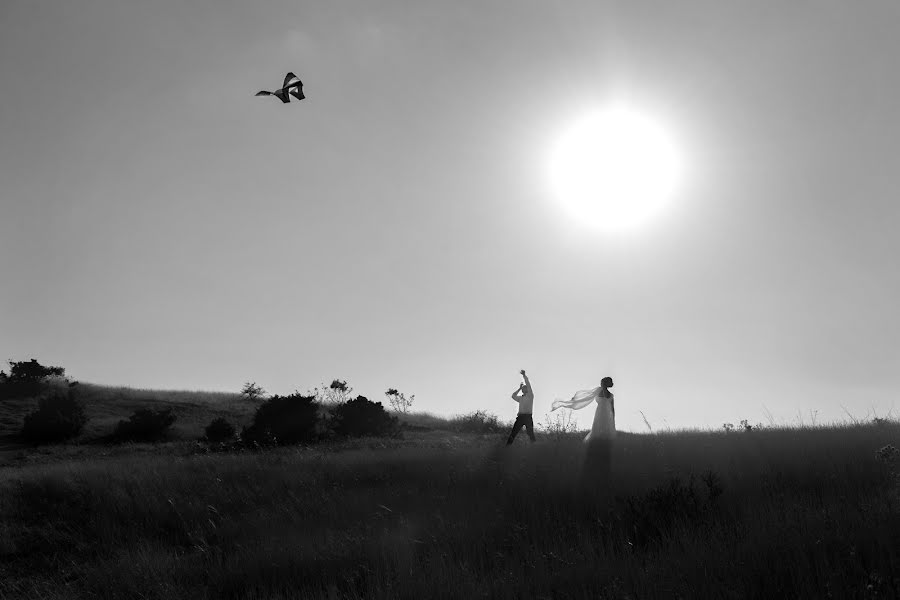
[
  {"xmin": 507, "ymin": 369, "xmax": 617, "ymax": 480},
  {"xmin": 507, "ymin": 370, "xmax": 616, "ymax": 444}
]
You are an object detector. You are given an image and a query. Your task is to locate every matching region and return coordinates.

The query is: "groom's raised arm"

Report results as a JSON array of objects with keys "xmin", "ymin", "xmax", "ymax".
[
  {"xmin": 511, "ymin": 385, "xmax": 522, "ymax": 401},
  {"xmin": 521, "ymin": 371, "xmax": 532, "ymax": 394}
]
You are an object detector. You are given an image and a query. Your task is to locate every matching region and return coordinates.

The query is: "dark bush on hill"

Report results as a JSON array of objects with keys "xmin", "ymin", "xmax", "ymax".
[
  {"xmin": 21, "ymin": 388, "xmax": 88, "ymax": 443},
  {"xmin": 3, "ymin": 358, "xmax": 66, "ymax": 384},
  {"xmin": 113, "ymin": 408, "xmax": 177, "ymax": 442},
  {"xmin": 241, "ymin": 393, "xmax": 319, "ymax": 446},
  {"xmin": 1, "ymin": 358, "xmax": 70, "ymax": 400},
  {"xmin": 329, "ymin": 395, "xmax": 399, "ymax": 438},
  {"xmin": 204, "ymin": 417, "xmax": 236, "ymax": 443}
]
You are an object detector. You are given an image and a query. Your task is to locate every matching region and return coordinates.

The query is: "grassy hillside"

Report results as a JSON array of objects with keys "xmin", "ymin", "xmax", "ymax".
[
  {"xmin": 0, "ymin": 382, "xmax": 497, "ymax": 447},
  {"xmin": 1, "ymin": 407, "xmax": 898, "ymax": 598},
  {"xmin": 0, "ymin": 382, "xmax": 488, "ymax": 469},
  {"xmin": 0, "ymin": 382, "xmax": 251, "ymax": 445}
]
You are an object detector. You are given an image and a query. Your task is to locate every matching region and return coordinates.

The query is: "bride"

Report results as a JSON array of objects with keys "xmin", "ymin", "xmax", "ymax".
[
  {"xmin": 551, "ymin": 376, "xmax": 615, "ymax": 442},
  {"xmin": 552, "ymin": 376, "xmax": 615, "ymax": 482}
]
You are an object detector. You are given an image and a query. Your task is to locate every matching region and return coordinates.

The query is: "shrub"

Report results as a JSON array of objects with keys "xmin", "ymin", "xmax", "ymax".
[
  {"xmin": 21, "ymin": 388, "xmax": 87, "ymax": 443},
  {"xmin": 113, "ymin": 408, "xmax": 177, "ymax": 442},
  {"xmin": 1, "ymin": 359, "xmax": 69, "ymax": 400},
  {"xmin": 241, "ymin": 393, "xmax": 319, "ymax": 446},
  {"xmin": 329, "ymin": 395, "xmax": 399, "ymax": 438},
  {"xmin": 240, "ymin": 381, "xmax": 266, "ymax": 402},
  {"xmin": 313, "ymin": 379, "xmax": 353, "ymax": 406},
  {"xmin": 450, "ymin": 410, "xmax": 506, "ymax": 434},
  {"xmin": 385, "ymin": 388, "xmax": 414, "ymax": 413},
  {"xmin": 205, "ymin": 417, "xmax": 236, "ymax": 443},
  {"xmin": 4, "ymin": 359, "xmax": 65, "ymax": 384}
]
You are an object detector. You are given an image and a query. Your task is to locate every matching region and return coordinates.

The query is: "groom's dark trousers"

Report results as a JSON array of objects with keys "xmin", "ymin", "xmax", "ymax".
[{"xmin": 506, "ymin": 414, "xmax": 536, "ymax": 444}]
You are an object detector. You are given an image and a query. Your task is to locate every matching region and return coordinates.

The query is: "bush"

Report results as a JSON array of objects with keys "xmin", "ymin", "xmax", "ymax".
[
  {"xmin": 329, "ymin": 395, "xmax": 399, "ymax": 438},
  {"xmin": 449, "ymin": 410, "xmax": 506, "ymax": 434},
  {"xmin": 313, "ymin": 379, "xmax": 353, "ymax": 406},
  {"xmin": 21, "ymin": 388, "xmax": 87, "ymax": 443},
  {"xmin": 241, "ymin": 393, "xmax": 319, "ymax": 446},
  {"xmin": 113, "ymin": 408, "xmax": 177, "ymax": 442},
  {"xmin": 385, "ymin": 388, "xmax": 414, "ymax": 413},
  {"xmin": 240, "ymin": 381, "xmax": 266, "ymax": 402},
  {"xmin": 205, "ymin": 417, "xmax": 236, "ymax": 443},
  {"xmin": 1, "ymin": 359, "xmax": 70, "ymax": 400},
  {"xmin": 3, "ymin": 359, "xmax": 65, "ymax": 384}
]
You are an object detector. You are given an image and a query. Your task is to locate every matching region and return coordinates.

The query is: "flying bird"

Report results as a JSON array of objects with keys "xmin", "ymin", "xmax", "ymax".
[{"xmin": 255, "ymin": 72, "xmax": 305, "ymax": 103}]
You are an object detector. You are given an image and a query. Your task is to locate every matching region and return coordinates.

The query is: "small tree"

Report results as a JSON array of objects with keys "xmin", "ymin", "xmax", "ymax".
[
  {"xmin": 205, "ymin": 417, "xmax": 236, "ymax": 443},
  {"xmin": 313, "ymin": 379, "xmax": 353, "ymax": 407},
  {"xmin": 4, "ymin": 359, "xmax": 65, "ymax": 384},
  {"xmin": 240, "ymin": 381, "xmax": 266, "ymax": 402},
  {"xmin": 21, "ymin": 388, "xmax": 88, "ymax": 444},
  {"xmin": 1, "ymin": 359, "xmax": 69, "ymax": 399},
  {"xmin": 385, "ymin": 388, "xmax": 414, "ymax": 414},
  {"xmin": 241, "ymin": 393, "xmax": 320, "ymax": 446},
  {"xmin": 329, "ymin": 395, "xmax": 399, "ymax": 438},
  {"xmin": 327, "ymin": 379, "xmax": 352, "ymax": 405}
]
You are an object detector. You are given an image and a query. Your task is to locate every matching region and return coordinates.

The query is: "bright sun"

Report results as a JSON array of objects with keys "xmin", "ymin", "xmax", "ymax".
[{"xmin": 548, "ymin": 107, "xmax": 682, "ymax": 231}]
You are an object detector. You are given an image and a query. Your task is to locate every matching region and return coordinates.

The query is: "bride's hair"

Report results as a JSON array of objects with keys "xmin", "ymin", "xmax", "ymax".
[{"xmin": 601, "ymin": 376, "xmax": 614, "ymax": 388}]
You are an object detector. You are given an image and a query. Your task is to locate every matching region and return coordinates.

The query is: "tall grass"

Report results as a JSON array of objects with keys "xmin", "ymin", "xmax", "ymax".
[{"xmin": 1, "ymin": 423, "xmax": 898, "ymax": 599}]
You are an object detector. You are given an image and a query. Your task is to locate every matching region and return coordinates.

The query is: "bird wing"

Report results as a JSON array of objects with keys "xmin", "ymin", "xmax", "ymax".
[
  {"xmin": 283, "ymin": 72, "xmax": 301, "ymax": 89},
  {"xmin": 289, "ymin": 83, "xmax": 305, "ymax": 101},
  {"xmin": 255, "ymin": 90, "xmax": 272, "ymax": 96}
]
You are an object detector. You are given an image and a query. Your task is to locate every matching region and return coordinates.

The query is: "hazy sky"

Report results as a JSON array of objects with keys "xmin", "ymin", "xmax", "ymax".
[{"xmin": 3, "ymin": 0, "xmax": 899, "ymax": 430}]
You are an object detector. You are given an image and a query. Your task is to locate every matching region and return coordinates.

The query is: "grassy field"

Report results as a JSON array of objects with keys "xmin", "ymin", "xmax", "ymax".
[{"xmin": 1, "ymin": 386, "xmax": 899, "ymax": 599}]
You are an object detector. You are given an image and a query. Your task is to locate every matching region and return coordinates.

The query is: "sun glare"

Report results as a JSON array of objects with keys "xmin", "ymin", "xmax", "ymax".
[{"xmin": 548, "ymin": 107, "xmax": 682, "ymax": 231}]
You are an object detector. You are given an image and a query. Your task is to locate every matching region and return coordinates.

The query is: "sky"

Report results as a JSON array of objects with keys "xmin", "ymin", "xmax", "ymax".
[{"xmin": 2, "ymin": 0, "xmax": 899, "ymax": 431}]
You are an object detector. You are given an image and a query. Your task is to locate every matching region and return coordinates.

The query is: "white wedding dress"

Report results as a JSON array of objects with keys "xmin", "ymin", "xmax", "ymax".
[{"xmin": 552, "ymin": 387, "xmax": 616, "ymax": 442}]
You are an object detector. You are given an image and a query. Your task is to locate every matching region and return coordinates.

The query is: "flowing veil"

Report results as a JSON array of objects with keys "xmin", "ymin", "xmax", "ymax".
[{"xmin": 551, "ymin": 387, "xmax": 601, "ymax": 412}]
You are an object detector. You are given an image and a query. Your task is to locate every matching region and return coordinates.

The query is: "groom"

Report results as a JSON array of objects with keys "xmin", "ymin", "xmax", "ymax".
[{"xmin": 506, "ymin": 369, "xmax": 536, "ymax": 445}]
